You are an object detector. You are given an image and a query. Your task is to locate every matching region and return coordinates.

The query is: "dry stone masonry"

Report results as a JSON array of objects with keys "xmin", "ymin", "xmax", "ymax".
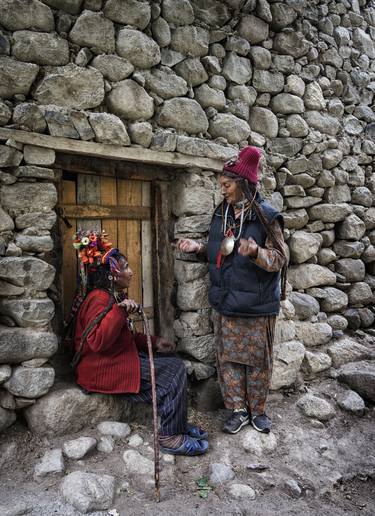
[{"xmin": 0, "ymin": 0, "xmax": 375, "ymax": 433}]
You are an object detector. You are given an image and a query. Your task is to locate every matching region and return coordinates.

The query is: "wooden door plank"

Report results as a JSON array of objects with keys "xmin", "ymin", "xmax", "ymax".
[
  {"xmin": 62, "ymin": 179, "xmax": 77, "ymax": 318},
  {"xmin": 77, "ymin": 174, "xmax": 101, "ymax": 233},
  {"xmin": 100, "ymin": 176, "xmax": 118, "ymax": 248}
]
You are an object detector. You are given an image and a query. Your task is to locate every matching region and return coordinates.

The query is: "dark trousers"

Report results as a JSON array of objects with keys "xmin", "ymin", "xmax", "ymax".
[{"xmin": 123, "ymin": 352, "xmax": 188, "ymax": 437}]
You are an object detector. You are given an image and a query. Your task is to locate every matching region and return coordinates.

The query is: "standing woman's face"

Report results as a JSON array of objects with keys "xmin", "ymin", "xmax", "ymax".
[{"xmin": 219, "ymin": 175, "xmax": 243, "ymax": 205}]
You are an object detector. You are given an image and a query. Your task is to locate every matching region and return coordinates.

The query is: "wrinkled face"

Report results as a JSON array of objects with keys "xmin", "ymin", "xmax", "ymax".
[
  {"xmin": 114, "ymin": 258, "xmax": 133, "ymax": 290},
  {"xmin": 219, "ymin": 175, "xmax": 243, "ymax": 205}
]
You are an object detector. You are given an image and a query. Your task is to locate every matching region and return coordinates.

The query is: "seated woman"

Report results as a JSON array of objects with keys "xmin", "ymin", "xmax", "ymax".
[{"xmin": 67, "ymin": 230, "xmax": 208, "ymax": 456}]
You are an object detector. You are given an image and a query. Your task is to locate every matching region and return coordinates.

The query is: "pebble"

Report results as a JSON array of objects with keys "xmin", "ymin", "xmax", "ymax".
[
  {"xmin": 123, "ymin": 449, "xmax": 154, "ymax": 475},
  {"xmin": 127, "ymin": 433, "xmax": 144, "ymax": 447},
  {"xmin": 34, "ymin": 449, "xmax": 64, "ymax": 478},
  {"xmin": 97, "ymin": 436, "xmax": 115, "ymax": 453},
  {"xmin": 61, "ymin": 471, "xmax": 115, "ymax": 513},
  {"xmin": 297, "ymin": 394, "xmax": 336, "ymax": 422},
  {"xmin": 337, "ymin": 390, "xmax": 365, "ymax": 416},
  {"xmin": 227, "ymin": 483, "xmax": 256, "ymax": 500},
  {"xmin": 97, "ymin": 421, "xmax": 131, "ymax": 439},
  {"xmin": 242, "ymin": 428, "xmax": 277, "ymax": 455},
  {"xmin": 209, "ymin": 463, "xmax": 235, "ymax": 486},
  {"xmin": 162, "ymin": 453, "xmax": 175, "ymax": 464},
  {"xmin": 284, "ymin": 479, "xmax": 302, "ymax": 498},
  {"xmin": 62, "ymin": 436, "xmax": 97, "ymax": 460}
]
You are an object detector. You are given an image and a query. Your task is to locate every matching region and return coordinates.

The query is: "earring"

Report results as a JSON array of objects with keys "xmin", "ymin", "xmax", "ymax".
[{"xmin": 108, "ymin": 275, "xmax": 113, "ymax": 281}]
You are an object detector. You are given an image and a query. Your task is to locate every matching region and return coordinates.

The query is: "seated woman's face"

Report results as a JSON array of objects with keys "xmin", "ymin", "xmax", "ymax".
[
  {"xmin": 219, "ymin": 175, "xmax": 243, "ymax": 205},
  {"xmin": 114, "ymin": 258, "xmax": 133, "ymax": 290}
]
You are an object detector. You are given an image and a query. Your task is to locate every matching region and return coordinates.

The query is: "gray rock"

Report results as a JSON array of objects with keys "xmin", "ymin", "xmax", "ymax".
[
  {"xmin": 274, "ymin": 319, "xmax": 296, "ymax": 344},
  {"xmin": 0, "ymin": 257, "xmax": 55, "ymax": 290},
  {"xmin": 195, "ymin": 84, "xmax": 225, "ymax": 110},
  {"xmin": 269, "ymin": 138, "xmax": 303, "ymax": 157},
  {"xmin": 151, "ymin": 129, "xmax": 176, "ymax": 152},
  {"xmin": 209, "ymin": 113, "xmax": 250, "ymax": 144},
  {"xmin": 304, "ymin": 351, "xmax": 332, "ymax": 374},
  {"xmin": 23, "ymin": 146, "xmax": 55, "ymax": 166},
  {"xmin": 294, "ymin": 322, "xmax": 332, "ymax": 347},
  {"xmin": 104, "ymin": 0, "xmax": 151, "ymax": 30},
  {"xmin": 320, "ymin": 287, "xmax": 348, "ymax": 312},
  {"xmin": 24, "ymin": 383, "xmax": 126, "ymax": 435},
  {"xmin": 328, "ymin": 338, "xmax": 374, "ymax": 369},
  {"xmin": 249, "ymin": 46, "xmax": 271, "ymax": 69},
  {"xmin": 227, "ymin": 85, "xmax": 256, "ymax": 105},
  {"xmin": 14, "ymin": 234, "xmax": 53, "ymax": 253},
  {"xmin": 335, "ymin": 259, "xmax": 365, "ymax": 282},
  {"xmin": 4, "ymin": 366, "xmax": 54, "ymax": 398},
  {"xmin": 62, "ymin": 437, "xmax": 97, "ymax": 459},
  {"xmin": 327, "ymin": 314, "xmax": 348, "ymax": 331},
  {"xmin": 228, "ymin": 483, "xmax": 256, "ymax": 500},
  {"xmin": 97, "ymin": 435, "xmax": 114, "ymax": 453},
  {"xmin": 0, "ymin": 365, "xmax": 12, "ymax": 384},
  {"xmin": 288, "ymin": 264, "xmax": 336, "ymax": 290},
  {"xmin": 0, "ymin": 102, "xmax": 12, "ymax": 126},
  {"xmin": 97, "ymin": 421, "xmax": 131, "ymax": 439},
  {"xmin": 358, "ymin": 308, "xmax": 375, "ymax": 328},
  {"xmin": 209, "ymin": 463, "xmax": 235, "ymax": 487},
  {"xmin": 337, "ymin": 391, "xmax": 365, "ymax": 416},
  {"xmin": 337, "ymin": 214, "xmax": 366, "ymax": 241},
  {"xmin": 123, "ymin": 449, "xmax": 153, "ymax": 475},
  {"xmin": 0, "ymin": 145, "xmax": 23, "ymax": 168},
  {"xmin": 322, "ymin": 149, "xmax": 343, "ymax": 170},
  {"xmin": 304, "ymin": 82, "xmax": 326, "ymax": 110},
  {"xmin": 288, "ymin": 292, "xmax": 320, "ymax": 320},
  {"xmin": 128, "ymin": 122, "xmax": 153, "ymax": 147},
  {"xmin": 284, "ymin": 479, "xmax": 302, "ymax": 499},
  {"xmin": 89, "ymin": 113, "xmax": 130, "ymax": 145},
  {"xmin": 0, "ymin": 56, "xmax": 39, "ymax": 98},
  {"xmin": 0, "ymin": 298, "xmax": 55, "ymax": 328},
  {"xmin": 271, "ymin": 93, "xmax": 304, "ymax": 114},
  {"xmin": 249, "ymin": 107, "xmax": 278, "ymax": 138},
  {"xmin": 43, "ymin": 0, "xmax": 82, "ymax": 15},
  {"xmin": 12, "ymin": 31, "xmax": 69, "ymax": 66},
  {"xmin": 162, "ymin": 0, "xmax": 194, "ymax": 26},
  {"xmin": 174, "ymin": 57, "xmax": 208, "ymax": 87},
  {"xmin": 107, "ymin": 79, "xmax": 154, "ymax": 121},
  {"xmin": 69, "ymin": 11, "xmax": 115, "ymax": 53},
  {"xmin": 353, "ymin": 28, "xmax": 375, "ymax": 59},
  {"xmin": 170, "ymin": 26, "xmax": 209, "ymax": 57},
  {"xmin": 297, "ymin": 394, "xmax": 335, "ymax": 421},
  {"xmin": 128, "ymin": 433, "xmax": 144, "ymax": 448},
  {"xmin": 15, "ymin": 165, "xmax": 54, "ymax": 180},
  {"xmin": 317, "ymin": 248, "xmax": 337, "ymax": 266},
  {"xmin": 271, "ymin": 340, "xmax": 305, "ymax": 389},
  {"xmin": 116, "ymin": 28, "xmax": 160, "ymax": 69},
  {"xmin": 351, "ymin": 187, "xmax": 373, "ymax": 207},
  {"xmin": 61, "ymin": 471, "xmax": 115, "ymax": 514},
  {"xmin": 348, "ymin": 282, "xmax": 373, "ymax": 306},
  {"xmin": 157, "ymin": 98, "xmax": 208, "ymax": 134},
  {"xmin": 273, "ymin": 31, "xmax": 309, "ymax": 58},
  {"xmin": 42, "ymin": 105, "xmax": 80, "ymax": 139},
  {"xmin": 161, "ymin": 48, "xmax": 185, "ymax": 67},
  {"xmin": 242, "ymin": 427, "xmax": 277, "ymax": 455},
  {"xmin": 192, "ymin": 0, "xmax": 230, "ymax": 26},
  {"xmin": 178, "ymin": 334, "xmax": 215, "ymax": 363},
  {"xmin": 337, "ymin": 361, "xmax": 375, "ymax": 402},
  {"xmin": 0, "ymin": 326, "xmax": 57, "ymax": 364},
  {"xmin": 34, "ymin": 449, "xmax": 64, "ymax": 478},
  {"xmin": 252, "ymin": 70, "xmax": 284, "ymax": 94},
  {"xmin": 222, "ymin": 52, "xmax": 252, "ymax": 85},
  {"xmin": 34, "ymin": 64, "xmax": 104, "ymax": 110},
  {"xmin": 304, "ymin": 111, "xmax": 340, "ymax": 136},
  {"xmin": 0, "ymin": 208, "xmax": 14, "ymax": 232},
  {"xmin": 0, "ymin": 280, "xmax": 25, "ymax": 297},
  {"xmin": 0, "ymin": 406, "xmax": 16, "ymax": 432},
  {"xmin": 364, "ymin": 208, "xmax": 375, "ymax": 230},
  {"xmin": 283, "ymin": 209, "xmax": 309, "ymax": 229},
  {"xmin": 308, "ymin": 203, "xmax": 351, "ymax": 223},
  {"xmin": 202, "ymin": 55, "xmax": 222, "ymax": 74},
  {"xmin": 334, "ymin": 241, "xmax": 365, "ymax": 260},
  {"xmin": 238, "ymin": 14, "xmax": 269, "ymax": 44},
  {"xmin": 152, "ymin": 17, "xmax": 171, "ymax": 48},
  {"xmin": 91, "ymin": 54, "xmax": 134, "ymax": 82},
  {"xmin": 288, "ymin": 231, "xmax": 322, "ymax": 264},
  {"xmin": 226, "ymin": 35, "xmax": 251, "ymax": 56},
  {"xmin": 0, "ymin": 0, "xmax": 54, "ymax": 31},
  {"xmin": 143, "ymin": 67, "xmax": 188, "ymax": 99}
]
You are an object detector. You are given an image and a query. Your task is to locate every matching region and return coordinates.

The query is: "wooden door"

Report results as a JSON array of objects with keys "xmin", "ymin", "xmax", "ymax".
[{"xmin": 59, "ymin": 172, "xmax": 154, "ymax": 331}]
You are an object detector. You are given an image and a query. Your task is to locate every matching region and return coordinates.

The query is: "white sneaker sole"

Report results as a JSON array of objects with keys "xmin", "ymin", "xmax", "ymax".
[
  {"xmin": 251, "ymin": 419, "xmax": 271, "ymax": 433},
  {"xmin": 223, "ymin": 418, "xmax": 250, "ymax": 434}
]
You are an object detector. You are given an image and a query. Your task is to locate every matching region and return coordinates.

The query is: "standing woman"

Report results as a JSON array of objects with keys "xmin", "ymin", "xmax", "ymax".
[{"xmin": 177, "ymin": 146, "xmax": 287, "ymax": 434}]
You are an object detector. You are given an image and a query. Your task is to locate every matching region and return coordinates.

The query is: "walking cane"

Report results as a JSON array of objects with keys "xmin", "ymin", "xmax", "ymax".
[{"xmin": 137, "ymin": 305, "xmax": 161, "ymax": 503}]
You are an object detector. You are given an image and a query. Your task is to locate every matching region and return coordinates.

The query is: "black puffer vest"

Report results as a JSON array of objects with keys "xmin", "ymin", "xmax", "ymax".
[{"xmin": 207, "ymin": 198, "xmax": 283, "ymax": 317}]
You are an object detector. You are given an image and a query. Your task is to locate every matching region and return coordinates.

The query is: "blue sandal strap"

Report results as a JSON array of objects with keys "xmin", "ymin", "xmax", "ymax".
[{"xmin": 186, "ymin": 424, "xmax": 209, "ymax": 440}]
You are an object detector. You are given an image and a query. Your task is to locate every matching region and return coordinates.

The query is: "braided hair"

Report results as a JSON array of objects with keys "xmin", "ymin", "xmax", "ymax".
[{"xmin": 222, "ymin": 170, "xmax": 288, "ymax": 300}]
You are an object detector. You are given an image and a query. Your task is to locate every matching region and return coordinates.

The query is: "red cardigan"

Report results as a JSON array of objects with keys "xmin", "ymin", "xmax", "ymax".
[{"xmin": 74, "ymin": 289, "xmax": 156, "ymax": 394}]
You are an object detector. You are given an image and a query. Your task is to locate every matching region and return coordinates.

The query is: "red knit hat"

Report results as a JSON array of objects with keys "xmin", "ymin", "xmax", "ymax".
[{"xmin": 223, "ymin": 146, "xmax": 262, "ymax": 184}]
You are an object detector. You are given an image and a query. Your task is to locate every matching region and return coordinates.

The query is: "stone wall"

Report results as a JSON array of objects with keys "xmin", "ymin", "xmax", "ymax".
[{"xmin": 1, "ymin": 0, "xmax": 375, "ymax": 432}]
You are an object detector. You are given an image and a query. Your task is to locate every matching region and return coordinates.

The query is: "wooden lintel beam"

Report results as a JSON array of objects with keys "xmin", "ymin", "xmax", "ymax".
[
  {"xmin": 0, "ymin": 128, "xmax": 223, "ymax": 172},
  {"xmin": 61, "ymin": 204, "xmax": 151, "ymax": 220}
]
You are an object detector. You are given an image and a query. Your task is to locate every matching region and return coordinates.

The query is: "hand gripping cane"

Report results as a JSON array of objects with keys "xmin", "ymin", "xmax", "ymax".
[{"xmin": 137, "ymin": 305, "xmax": 160, "ymax": 502}]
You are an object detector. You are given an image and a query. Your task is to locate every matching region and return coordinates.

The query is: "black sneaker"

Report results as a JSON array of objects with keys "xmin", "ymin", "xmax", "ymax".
[
  {"xmin": 251, "ymin": 414, "xmax": 272, "ymax": 434},
  {"xmin": 222, "ymin": 409, "xmax": 250, "ymax": 434}
]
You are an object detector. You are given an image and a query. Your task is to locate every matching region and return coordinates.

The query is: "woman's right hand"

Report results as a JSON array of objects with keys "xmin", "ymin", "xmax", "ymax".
[
  {"xmin": 118, "ymin": 298, "xmax": 139, "ymax": 313},
  {"xmin": 176, "ymin": 238, "xmax": 201, "ymax": 253}
]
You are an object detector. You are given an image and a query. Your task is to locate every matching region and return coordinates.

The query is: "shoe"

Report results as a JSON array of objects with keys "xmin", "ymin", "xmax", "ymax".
[
  {"xmin": 160, "ymin": 435, "xmax": 209, "ymax": 456},
  {"xmin": 222, "ymin": 409, "xmax": 249, "ymax": 434},
  {"xmin": 186, "ymin": 423, "xmax": 208, "ymax": 440},
  {"xmin": 251, "ymin": 414, "xmax": 271, "ymax": 434}
]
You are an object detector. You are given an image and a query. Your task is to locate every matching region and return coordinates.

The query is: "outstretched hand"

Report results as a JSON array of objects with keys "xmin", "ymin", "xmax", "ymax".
[
  {"xmin": 156, "ymin": 337, "xmax": 176, "ymax": 354},
  {"xmin": 176, "ymin": 238, "xmax": 201, "ymax": 253}
]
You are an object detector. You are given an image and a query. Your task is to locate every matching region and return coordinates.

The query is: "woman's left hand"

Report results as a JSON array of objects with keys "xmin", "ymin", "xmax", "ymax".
[
  {"xmin": 238, "ymin": 237, "xmax": 258, "ymax": 257},
  {"xmin": 156, "ymin": 337, "xmax": 176, "ymax": 354}
]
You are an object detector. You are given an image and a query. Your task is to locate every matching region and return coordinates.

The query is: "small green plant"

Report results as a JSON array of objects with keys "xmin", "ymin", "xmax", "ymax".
[{"xmin": 196, "ymin": 476, "xmax": 212, "ymax": 499}]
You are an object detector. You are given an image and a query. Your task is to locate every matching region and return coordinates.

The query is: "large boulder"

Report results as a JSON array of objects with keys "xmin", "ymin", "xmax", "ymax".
[
  {"xmin": 0, "ymin": 326, "xmax": 57, "ymax": 363},
  {"xmin": 328, "ymin": 338, "xmax": 375, "ymax": 368},
  {"xmin": 170, "ymin": 26, "xmax": 209, "ymax": 57},
  {"xmin": 142, "ymin": 67, "xmax": 188, "ymax": 99},
  {"xmin": 222, "ymin": 53, "xmax": 252, "ymax": 85},
  {"xmin": 0, "ymin": 298, "xmax": 55, "ymax": 328},
  {"xmin": 273, "ymin": 31, "xmax": 309, "ymax": 58},
  {"xmin": 337, "ymin": 214, "xmax": 366, "ymax": 240},
  {"xmin": 104, "ymin": 0, "xmax": 151, "ymax": 29},
  {"xmin": 157, "ymin": 98, "xmax": 208, "ymax": 134},
  {"xmin": 238, "ymin": 14, "xmax": 269, "ymax": 44},
  {"xmin": 0, "ymin": 56, "xmax": 39, "ymax": 99},
  {"xmin": 288, "ymin": 231, "xmax": 322, "ymax": 264},
  {"xmin": 320, "ymin": 287, "xmax": 348, "ymax": 312},
  {"xmin": 249, "ymin": 108, "xmax": 278, "ymax": 138},
  {"xmin": 309, "ymin": 203, "xmax": 352, "ymax": 223},
  {"xmin": 209, "ymin": 113, "xmax": 250, "ymax": 144},
  {"xmin": 69, "ymin": 11, "xmax": 115, "ymax": 54},
  {"xmin": 107, "ymin": 80, "xmax": 154, "ymax": 121},
  {"xmin": 12, "ymin": 31, "xmax": 69, "ymax": 66},
  {"xmin": 288, "ymin": 292, "xmax": 320, "ymax": 320},
  {"xmin": 116, "ymin": 28, "xmax": 160, "ymax": 69},
  {"xmin": 0, "ymin": 257, "xmax": 55, "ymax": 290},
  {"xmin": 162, "ymin": 0, "xmax": 194, "ymax": 26},
  {"xmin": 174, "ymin": 57, "xmax": 208, "ymax": 87},
  {"xmin": 294, "ymin": 322, "xmax": 332, "ymax": 347},
  {"xmin": 304, "ymin": 111, "xmax": 340, "ymax": 136},
  {"xmin": 91, "ymin": 55, "xmax": 134, "ymax": 82},
  {"xmin": 271, "ymin": 340, "xmax": 305, "ymax": 390},
  {"xmin": 337, "ymin": 361, "xmax": 375, "ymax": 402},
  {"xmin": 34, "ymin": 64, "xmax": 104, "ymax": 110},
  {"xmin": 192, "ymin": 0, "xmax": 231, "ymax": 26},
  {"xmin": 24, "ymin": 383, "xmax": 128, "ymax": 435},
  {"xmin": 178, "ymin": 334, "xmax": 215, "ymax": 363},
  {"xmin": 0, "ymin": 0, "xmax": 54, "ymax": 31},
  {"xmin": 42, "ymin": 0, "xmax": 83, "ymax": 15},
  {"xmin": 89, "ymin": 113, "xmax": 130, "ymax": 146},
  {"xmin": 296, "ymin": 394, "xmax": 335, "ymax": 421},
  {"xmin": 61, "ymin": 472, "xmax": 115, "ymax": 514},
  {"xmin": 288, "ymin": 264, "xmax": 336, "ymax": 289},
  {"xmin": 4, "ymin": 366, "xmax": 54, "ymax": 398}
]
